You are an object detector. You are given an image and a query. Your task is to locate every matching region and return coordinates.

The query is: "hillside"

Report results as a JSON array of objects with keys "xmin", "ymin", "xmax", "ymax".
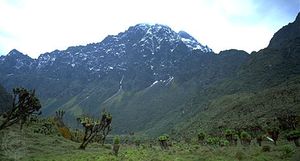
[
  {"xmin": 0, "ymin": 84, "xmax": 11, "ymax": 114},
  {"xmin": 0, "ymin": 13, "xmax": 300, "ymax": 137},
  {"xmin": 174, "ymin": 13, "xmax": 300, "ymax": 136},
  {"xmin": 100, "ymin": 13, "xmax": 300, "ymax": 135}
]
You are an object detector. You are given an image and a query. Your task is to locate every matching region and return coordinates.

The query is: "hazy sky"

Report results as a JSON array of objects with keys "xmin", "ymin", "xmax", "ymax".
[{"xmin": 0, "ymin": 0, "xmax": 299, "ymax": 58}]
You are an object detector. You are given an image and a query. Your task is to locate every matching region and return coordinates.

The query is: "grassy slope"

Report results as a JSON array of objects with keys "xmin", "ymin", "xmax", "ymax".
[
  {"xmin": 0, "ymin": 122, "xmax": 299, "ymax": 161},
  {"xmin": 175, "ymin": 76, "xmax": 300, "ymax": 136}
]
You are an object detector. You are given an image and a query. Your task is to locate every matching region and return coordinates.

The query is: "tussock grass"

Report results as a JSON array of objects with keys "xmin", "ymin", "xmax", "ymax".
[{"xmin": 1, "ymin": 124, "xmax": 300, "ymax": 161}]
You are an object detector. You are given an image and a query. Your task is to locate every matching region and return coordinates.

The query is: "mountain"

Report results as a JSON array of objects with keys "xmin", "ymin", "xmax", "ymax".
[
  {"xmin": 174, "ymin": 13, "xmax": 300, "ymax": 137},
  {"xmin": 0, "ymin": 12, "xmax": 300, "ymax": 136},
  {"xmin": 268, "ymin": 13, "xmax": 300, "ymax": 49},
  {"xmin": 0, "ymin": 23, "xmax": 246, "ymax": 134}
]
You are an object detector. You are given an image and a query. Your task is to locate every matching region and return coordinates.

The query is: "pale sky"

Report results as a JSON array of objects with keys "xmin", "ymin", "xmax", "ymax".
[{"xmin": 0, "ymin": 0, "xmax": 299, "ymax": 58}]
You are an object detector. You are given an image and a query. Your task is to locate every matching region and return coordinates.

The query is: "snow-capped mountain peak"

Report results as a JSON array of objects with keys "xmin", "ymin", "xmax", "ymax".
[
  {"xmin": 1, "ymin": 23, "xmax": 214, "ymax": 79},
  {"xmin": 128, "ymin": 24, "xmax": 212, "ymax": 53},
  {"xmin": 178, "ymin": 31, "xmax": 213, "ymax": 52}
]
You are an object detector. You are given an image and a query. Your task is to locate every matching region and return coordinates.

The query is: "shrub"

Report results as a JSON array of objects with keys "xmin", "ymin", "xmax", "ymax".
[
  {"xmin": 158, "ymin": 134, "xmax": 169, "ymax": 150},
  {"xmin": 197, "ymin": 132, "xmax": 205, "ymax": 142},
  {"xmin": 206, "ymin": 136, "xmax": 220, "ymax": 146},
  {"xmin": 114, "ymin": 136, "xmax": 120, "ymax": 144},
  {"xmin": 58, "ymin": 127, "xmax": 72, "ymax": 140},
  {"xmin": 240, "ymin": 131, "xmax": 251, "ymax": 146},
  {"xmin": 256, "ymin": 135, "xmax": 263, "ymax": 146},
  {"xmin": 34, "ymin": 121, "xmax": 55, "ymax": 135},
  {"xmin": 113, "ymin": 136, "xmax": 120, "ymax": 156},
  {"xmin": 219, "ymin": 139, "xmax": 229, "ymax": 147},
  {"xmin": 286, "ymin": 130, "xmax": 300, "ymax": 147},
  {"xmin": 262, "ymin": 145, "xmax": 271, "ymax": 152},
  {"xmin": 134, "ymin": 138, "xmax": 141, "ymax": 147},
  {"xmin": 224, "ymin": 129, "xmax": 236, "ymax": 145}
]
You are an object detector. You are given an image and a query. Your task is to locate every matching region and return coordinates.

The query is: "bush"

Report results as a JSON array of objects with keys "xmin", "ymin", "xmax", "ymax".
[
  {"xmin": 34, "ymin": 122, "xmax": 55, "ymax": 135},
  {"xmin": 114, "ymin": 136, "xmax": 120, "ymax": 144},
  {"xmin": 256, "ymin": 135, "xmax": 263, "ymax": 146},
  {"xmin": 219, "ymin": 139, "xmax": 229, "ymax": 147},
  {"xmin": 134, "ymin": 138, "xmax": 141, "ymax": 147},
  {"xmin": 224, "ymin": 129, "xmax": 237, "ymax": 145},
  {"xmin": 206, "ymin": 137, "xmax": 220, "ymax": 146},
  {"xmin": 197, "ymin": 132, "xmax": 205, "ymax": 142},
  {"xmin": 113, "ymin": 136, "xmax": 120, "ymax": 156},
  {"xmin": 262, "ymin": 145, "xmax": 271, "ymax": 152},
  {"xmin": 240, "ymin": 131, "xmax": 251, "ymax": 146},
  {"xmin": 58, "ymin": 127, "xmax": 72, "ymax": 140},
  {"xmin": 158, "ymin": 134, "xmax": 169, "ymax": 150},
  {"xmin": 286, "ymin": 130, "xmax": 300, "ymax": 147}
]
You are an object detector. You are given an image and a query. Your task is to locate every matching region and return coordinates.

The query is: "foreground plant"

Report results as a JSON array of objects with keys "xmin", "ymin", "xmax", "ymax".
[
  {"xmin": 113, "ymin": 136, "xmax": 120, "ymax": 156},
  {"xmin": 0, "ymin": 87, "xmax": 41, "ymax": 130},
  {"xmin": 78, "ymin": 112, "xmax": 112, "ymax": 149},
  {"xmin": 158, "ymin": 134, "xmax": 169, "ymax": 150},
  {"xmin": 54, "ymin": 110, "xmax": 72, "ymax": 140}
]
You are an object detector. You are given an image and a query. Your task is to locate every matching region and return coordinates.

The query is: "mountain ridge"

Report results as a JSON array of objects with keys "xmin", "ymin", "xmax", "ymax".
[{"xmin": 0, "ymin": 13, "xmax": 299, "ymax": 136}]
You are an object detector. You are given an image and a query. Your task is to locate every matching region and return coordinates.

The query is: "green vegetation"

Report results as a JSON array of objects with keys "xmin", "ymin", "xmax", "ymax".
[
  {"xmin": 197, "ymin": 131, "xmax": 206, "ymax": 144},
  {"xmin": 0, "ymin": 121, "xmax": 299, "ymax": 161},
  {"xmin": 0, "ymin": 87, "xmax": 41, "ymax": 131},
  {"xmin": 286, "ymin": 130, "xmax": 300, "ymax": 147},
  {"xmin": 158, "ymin": 134, "xmax": 169, "ymax": 150},
  {"xmin": 240, "ymin": 131, "xmax": 251, "ymax": 146},
  {"xmin": 256, "ymin": 135, "xmax": 263, "ymax": 146},
  {"xmin": 225, "ymin": 129, "xmax": 237, "ymax": 145},
  {"xmin": 78, "ymin": 112, "xmax": 112, "ymax": 149},
  {"xmin": 113, "ymin": 136, "xmax": 120, "ymax": 156}
]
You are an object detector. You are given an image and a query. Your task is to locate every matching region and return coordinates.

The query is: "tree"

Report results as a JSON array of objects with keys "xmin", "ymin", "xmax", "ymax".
[
  {"xmin": 0, "ymin": 87, "xmax": 41, "ymax": 130},
  {"xmin": 158, "ymin": 134, "xmax": 169, "ymax": 150},
  {"xmin": 78, "ymin": 112, "xmax": 112, "ymax": 149}
]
